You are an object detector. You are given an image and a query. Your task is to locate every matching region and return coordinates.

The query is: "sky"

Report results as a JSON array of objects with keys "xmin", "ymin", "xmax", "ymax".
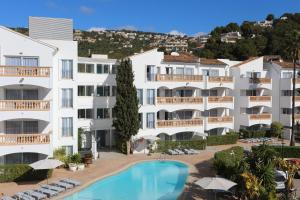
[{"xmin": 0, "ymin": 0, "xmax": 299, "ymax": 36}]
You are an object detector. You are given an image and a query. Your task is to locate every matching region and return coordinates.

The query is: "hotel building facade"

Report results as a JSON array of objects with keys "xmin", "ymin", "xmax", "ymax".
[{"xmin": 0, "ymin": 17, "xmax": 298, "ymax": 163}]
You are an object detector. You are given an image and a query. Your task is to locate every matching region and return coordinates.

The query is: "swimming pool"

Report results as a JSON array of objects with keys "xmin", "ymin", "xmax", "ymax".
[{"xmin": 64, "ymin": 160, "xmax": 189, "ymax": 200}]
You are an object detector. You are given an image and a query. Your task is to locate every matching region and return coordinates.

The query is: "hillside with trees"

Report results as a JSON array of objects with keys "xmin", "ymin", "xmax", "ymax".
[{"xmin": 192, "ymin": 13, "xmax": 300, "ymax": 60}]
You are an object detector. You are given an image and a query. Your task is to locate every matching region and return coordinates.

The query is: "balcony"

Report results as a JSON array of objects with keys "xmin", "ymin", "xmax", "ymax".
[
  {"xmin": 248, "ymin": 78, "xmax": 272, "ymax": 90},
  {"xmin": 205, "ymin": 96, "xmax": 234, "ymax": 110},
  {"xmin": 0, "ymin": 100, "xmax": 50, "ymax": 111},
  {"xmin": 156, "ymin": 74, "xmax": 202, "ymax": 82},
  {"xmin": 240, "ymin": 96, "xmax": 272, "ymax": 108},
  {"xmin": 0, "ymin": 66, "xmax": 50, "ymax": 77},
  {"xmin": 240, "ymin": 113, "xmax": 272, "ymax": 126},
  {"xmin": 205, "ymin": 76, "xmax": 234, "ymax": 89},
  {"xmin": 156, "ymin": 97, "xmax": 203, "ymax": 104},
  {"xmin": 281, "ymin": 96, "xmax": 300, "ymax": 108},
  {"xmin": 156, "ymin": 119, "xmax": 203, "ymax": 128},
  {"xmin": 0, "ymin": 134, "xmax": 50, "ymax": 146},
  {"xmin": 0, "ymin": 66, "xmax": 51, "ymax": 88},
  {"xmin": 205, "ymin": 116, "xmax": 234, "ymax": 130},
  {"xmin": 280, "ymin": 114, "xmax": 300, "ymax": 127},
  {"xmin": 249, "ymin": 114, "xmax": 271, "ymax": 120}
]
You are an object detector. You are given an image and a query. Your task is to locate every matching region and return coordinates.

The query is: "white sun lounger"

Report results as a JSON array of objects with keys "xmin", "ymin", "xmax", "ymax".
[
  {"xmin": 52, "ymin": 181, "xmax": 74, "ymax": 189},
  {"xmin": 61, "ymin": 178, "xmax": 81, "ymax": 186},
  {"xmin": 1, "ymin": 196, "xmax": 15, "ymax": 200},
  {"xmin": 174, "ymin": 149, "xmax": 184, "ymax": 155},
  {"xmin": 14, "ymin": 192, "xmax": 35, "ymax": 200},
  {"xmin": 24, "ymin": 190, "xmax": 47, "ymax": 200},
  {"xmin": 41, "ymin": 184, "xmax": 65, "ymax": 192},
  {"xmin": 183, "ymin": 149, "xmax": 194, "ymax": 155},
  {"xmin": 190, "ymin": 149, "xmax": 200, "ymax": 154},
  {"xmin": 35, "ymin": 188, "xmax": 58, "ymax": 197},
  {"xmin": 167, "ymin": 149, "xmax": 178, "ymax": 155}
]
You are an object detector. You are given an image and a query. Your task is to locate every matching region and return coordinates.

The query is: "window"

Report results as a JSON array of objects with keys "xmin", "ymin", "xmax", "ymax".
[
  {"xmin": 137, "ymin": 89, "xmax": 143, "ymax": 104},
  {"xmin": 78, "ymin": 63, "xmax": 94, "ymax": 73},
  {"xmin": 176, "ymin": 67, "xmax": 184, "ymax": 75},
  {"xmin": 147, "ymin": 65, "xmax": 155, "ymax": 81},
  {"xmin": 112, "ymin": 86, "xmax": 117, "ymax": 96},
  {"xmin": 62, "ymin": 146, "xmax": 73, "ymax": 155},
  {"xmin": 112, "ymin": 107, "xmax": 117, "ymax": 118},
  {"xmin": 146, "ymin": 113, "xmax": 155, "ymax": 128},
  {"xmin": 5, "ymin": 89, "xmax": 38, "ymax": 100},
  {"xmin": 96, "ymin": 86, "xmax": 110, "ymax": 96},
  {"xmin": 62, "ymin": 117, "xmax": 73, "ymax": 137},
  {"xmin": 166, "ymin": 67, "xmax": 172, "ymax": 75},
  {"xmin": 185, "ymin": 68, "xmax": 194, "ymax": 75},
  {"xmin": 202, "ymin": 69, "xmax": 219, "ymax": 76},
  {"xmin": 97, "ymin": 64, "xmax": 103, "ymax": 74},
  {"xmin": 61, "ymin": 89, "xmax": 73, "ymax": 108},
  {"xmin": 78, "ymin": 109, "xmax": 93, "ymax": 119},
  {"xmin": 139, "ymin": 113, "xmax": 143, "ymax": 129},
  {"xmin": 111, "ymin": 65, "xmax": 118, "ymax": 74},
  {"xmin": 104, "ymin": 65, "xmax": 110, "ymax": 73},
  {"xmin": 78, "ymin": 86, "xmax": 94, "ymax": 96},
  {"xmin": 97, "ymin": 108, "xmax": 110, "ymax": 119},
  {"xmin": 147, "ymin": 89, "xmax": 155, "ymax": 104},
  {"xmin": 282, "ymin": 72, "xmax": 293, "ymax": 78},
  {"xmin": 246, "ymin": 72, "xmax": 261, "ymax": 78},
  {"xmin": 281, "ymin": 90, "xmax": 292, "ymax": 96},
  {"xmin": 245, "ymin": 90, "xmax": 257, "ymax": 96},
  {"xmin": 5, "ymin": 120, "xmax": 38, "ymax": 134},
  {"xmin": 97, "ymin": 64, "xmax": 110, "ymax": 74},
  {"xmin": 282, "ymin": 108, "xmax": 292, "ymax": 114},
  {"xmin": 6, "ymin": 56, "xmax": 39, "ymax": 66},
  {"xmin": 61, "ymin": 60, "xmax": 73, "ymax": 79}
]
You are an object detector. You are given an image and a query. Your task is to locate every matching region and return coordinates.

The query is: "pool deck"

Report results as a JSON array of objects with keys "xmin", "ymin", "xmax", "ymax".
[{"xmin": 0, "ymin": 141, "xmax": 292, "ymax": 200}]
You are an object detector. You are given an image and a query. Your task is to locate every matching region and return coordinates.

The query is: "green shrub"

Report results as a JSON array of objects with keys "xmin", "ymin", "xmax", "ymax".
[
  {"xmin": 260, "ymin": 146, "xmax": 300, "ymax": 158},
  {"xmin": 156, "ymin": 139, "xmax": 206, "ymax": 153},
  {"xmin": 213, "ymin": 146, "xmax": 245, "ymax": 180},
  {"xmin": 70, "ymin": 153, "xmax": 82, "ymax": 164},
  {"xmin": 207, "ymin": 133, "xmax": 239, "ymax": 146},
  {"xmin": 0, "ymin": 164, "xmax": 52, "ymax": 183},
  {"xmin": 239, "ymin": 129, "xmax": 266, "ymax": 138}
]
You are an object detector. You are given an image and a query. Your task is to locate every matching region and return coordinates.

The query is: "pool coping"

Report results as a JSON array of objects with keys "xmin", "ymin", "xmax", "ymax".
[{"xmin": 54, "ymin": 158, "xmax": 196, "ymax": 200}]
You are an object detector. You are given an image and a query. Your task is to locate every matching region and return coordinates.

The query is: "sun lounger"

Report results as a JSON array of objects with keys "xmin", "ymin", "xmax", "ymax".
[
  {"xmin": 174, "ymin": 149, "xmax": 184, "ymax": 155},
  {"xmin": 167, "ymin": 149, "xmax": 178, "ymax": 155},
  {"xmin": 190, "ymin": 149, "xmax": 200, "ymax": 154},
  {"xmin": 41, "ymin": 184, "xmax": 65, "ymax": 192},
  {"xmin": 183, "ymin": 149, "xmax": 194, "ymax": 155},
  {"xmin": 14, "ymin": 192, "xmax": 35, "ymax": 200},
  {"xmin": 1, "ymin": 196, "xmax": 15, "ymax": 200},
  {"xmin": 35, "ymin": 188, "xmax": 58, "ymax": 197},
  {"xmin": 52, "ymin": 181, "xmax": 74, "ymax": 189},
  {"xmin": 24, "ymin": 190, "xmax": 47, "ymax": 200},
  {"xmin": 61, "ymin": 178, "xmax": 81, "ymax": 186}
]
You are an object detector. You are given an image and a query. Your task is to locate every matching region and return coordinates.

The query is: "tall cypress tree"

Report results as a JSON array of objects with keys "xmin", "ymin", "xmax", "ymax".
[{"xmin": 113, "ymin": 59, "xmax": 139, "ymax": 154}]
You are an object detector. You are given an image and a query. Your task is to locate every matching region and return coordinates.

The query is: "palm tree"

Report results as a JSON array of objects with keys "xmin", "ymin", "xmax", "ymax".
[{"xmin": 287, "ymin": 30, "xmax": 300, "ymax": 146}]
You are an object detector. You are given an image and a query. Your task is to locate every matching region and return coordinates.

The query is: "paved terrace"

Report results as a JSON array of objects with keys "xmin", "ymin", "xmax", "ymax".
[{"xmin": 0, "ymin": 141, "xmax": 297, "ymax": 200}]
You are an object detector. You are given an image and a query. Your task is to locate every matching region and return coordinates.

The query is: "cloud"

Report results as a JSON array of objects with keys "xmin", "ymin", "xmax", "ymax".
[
  {"xmin": 80, "ymin": 6, "xmax": 94, "ymax": 15},
  {"xmin": 169, "ymin": 30, "xmax": 186, "ymax": 37},
  {"xmin": 87, "ymin": 27, "xmax": 106, "ymax": 32},
  {"xmin": 117, "ymin": 25, "xmax": 137, "ymax": 31},
  {"xmin": 193, "ymin": 32, "xmax": 207, "ymax": 37}
]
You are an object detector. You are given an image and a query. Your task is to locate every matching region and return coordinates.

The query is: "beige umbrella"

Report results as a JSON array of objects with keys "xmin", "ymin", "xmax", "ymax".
[{"xmin": 30, "ymin": 159, "xmax": 64, "ymax": 183}]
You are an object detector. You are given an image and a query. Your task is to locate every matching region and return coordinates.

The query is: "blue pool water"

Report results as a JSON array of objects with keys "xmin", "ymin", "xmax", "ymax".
[{"xmin": 64, "ymin": 161, "xmax": 189, "ymax": 200}]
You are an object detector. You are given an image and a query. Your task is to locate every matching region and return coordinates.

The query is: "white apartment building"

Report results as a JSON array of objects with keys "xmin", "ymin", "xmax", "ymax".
[
  {"xmin": 130, "ymin": 50, "xmax": 235, "ymax": 153},
  {"xmin": 0, "ymin": 17, "xmax": 78, "ymax": 164}
]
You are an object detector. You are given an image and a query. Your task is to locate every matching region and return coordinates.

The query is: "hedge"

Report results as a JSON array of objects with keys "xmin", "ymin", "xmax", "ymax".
[
  {"xmin": 253, "ymin": 146, "xmax": 300, "ymax": 158},
  {"xmin": 213, "ymin": 146, "xmax": 244, "ymax": 179},
  {"xmin": 0, "ymin": 164, "xmax": 52, "ymax": 183},
  {"xmin": 239, "ymin": 129, "xmax": 266, "ymax": 139},
  {"xmin": 156, "ymin": 139, "xmax": 206, "ymax": 153},
  {"xmin": 207, "ymin": 134, "xmax": 239, "ymax": 146}
]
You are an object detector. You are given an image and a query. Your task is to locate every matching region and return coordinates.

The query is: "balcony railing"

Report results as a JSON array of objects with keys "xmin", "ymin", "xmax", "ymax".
[
  {"xmin": 157, "ymin": 97, "xmax": 203, "ymax": 104},
  {"xmin": 249, "ymin": 78, "xmax": 271, "ymax": 84},
  {"xmin": 249, "ymin": 114, "xmax": 271, "ymax": 120},
  {"xmin": 156, "ymin": 74, "xmax": 203, "ymax": 82},
  {"xmin": 208, "ymin": 76, "xmax": 233, "ymax": 83},
  {"xmin": 249, "ymin": 96, "xmax": 271, "ymax": 101},
  {"xmin": 157, "ymin": 119, "xmax": 203, "ymax": 128},
  {"xmin": 0, "ymin": 100, "xmax": 50, "ymax": 111},
  {"xmin": 208, "ymin": 116, "xmax": 233, "ymax": 123},
  {"xmin": 208, "ymin": 96, "xmax": 233, "ymax": 103},
  {"xmin": 0, "ymin": 66, "xmax": 50, "ymax": 77},
  {"xmin": 0, "ymin": 134, "xmax": 50, "ymax": 145}
]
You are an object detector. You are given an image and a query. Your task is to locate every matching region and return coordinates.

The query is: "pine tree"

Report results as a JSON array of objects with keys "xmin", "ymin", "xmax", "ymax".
[{"xmin": 113, "ymin": 59, "xmax": 139, "ymax": 154}]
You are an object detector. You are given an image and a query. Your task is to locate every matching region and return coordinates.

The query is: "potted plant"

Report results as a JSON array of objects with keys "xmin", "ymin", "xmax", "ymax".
[
  {"xmin": 68, "ymin": 153, "xmax": 82, "ymax": 171},
  {"xmin": 68, "ymin": 163, "xmax": 77, "ymax": 172}
]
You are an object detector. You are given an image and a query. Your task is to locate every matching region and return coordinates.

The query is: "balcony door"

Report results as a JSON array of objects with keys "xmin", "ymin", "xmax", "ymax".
[
  {"xmin": 5, "ymin": 56, "xmax": 39, "ymax": 67},
  {"xmin": 5, "ymin": 89, "xmax": 38, "ymax": 100},
  {"xmin": 5, "ymin": 120, "xmax": 38, "ymax": 134}
]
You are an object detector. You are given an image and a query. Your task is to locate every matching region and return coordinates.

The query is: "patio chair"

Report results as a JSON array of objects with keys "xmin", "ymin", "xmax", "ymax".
[
  {"xmin": 167, "ymin": 149, "xmax": 178, "ymax": 155},
  {"xmin": 174, "ymin": 149, "xmax": 184, "ymax": 155},
  {"xmin": 1, "ymin": 197, "xmax": 15, "ymax": 200},
  {"xmin": 24, "ymin": 190, "xmax": 47, "ymax": 200},
  {"xmin": 35, "ymin": 188, "xmax": 58, "ymax": 197},
  {"xmin": 61, "ymin": 178, "xmax": 81, "ymax": 186},
  {"xmin": 14, "ymin": 192, "xmax": 35, "ymax": 200},
  {"xmin": 52, "ymin": 181, "xmax": 74, "ymax": 189},
  {"xmin": 41, "ymin": 184, "xmax": 65, "ymax": 192}
]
